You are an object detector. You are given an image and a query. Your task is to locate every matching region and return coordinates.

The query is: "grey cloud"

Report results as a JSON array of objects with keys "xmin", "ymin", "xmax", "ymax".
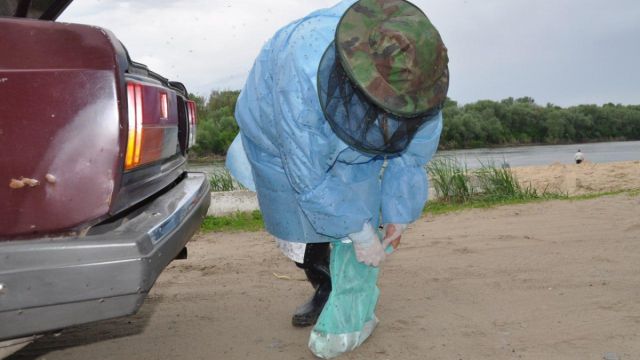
[{"xmin": 59, "ymin": 0, "xmax": 640, "ymax": 106}]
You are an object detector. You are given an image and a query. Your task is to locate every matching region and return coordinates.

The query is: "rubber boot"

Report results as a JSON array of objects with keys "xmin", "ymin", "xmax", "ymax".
[{"xmin": 292, "ymin": 243, "xmax": 331, "ymax": 327}]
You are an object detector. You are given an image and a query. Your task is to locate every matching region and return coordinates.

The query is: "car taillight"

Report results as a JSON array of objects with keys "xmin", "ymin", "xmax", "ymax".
[
  {"xmin": 160, "ymin": 92, "xmax": 168, "ymax": 119},
  {"xmin": 186, "ymin": 100, "xmax": 197, "ymax": 148},
  {"xmin": 125, "ymin": 82, "xmax": 174, "ymax": 170},
  {"xmin": 125, "ymin": 83, "xmax": 144, "ymax": 170}
]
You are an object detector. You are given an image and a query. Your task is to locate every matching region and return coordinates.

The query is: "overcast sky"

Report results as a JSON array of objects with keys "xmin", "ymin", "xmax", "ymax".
[{"xmin": 59, "ymin": 0, "xmax": 640, "ymax": 106}]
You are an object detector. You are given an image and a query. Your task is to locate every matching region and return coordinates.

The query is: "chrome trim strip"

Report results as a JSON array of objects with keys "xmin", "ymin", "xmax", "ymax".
[{"xmin": 147, "ymin": 174, "xmax": 206, "ymax": 244}]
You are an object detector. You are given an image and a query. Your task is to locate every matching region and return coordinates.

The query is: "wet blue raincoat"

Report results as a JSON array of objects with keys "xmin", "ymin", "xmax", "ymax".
[{"xmin": 226, "ymin": 0, "xmax": 443, "ymax": 244}]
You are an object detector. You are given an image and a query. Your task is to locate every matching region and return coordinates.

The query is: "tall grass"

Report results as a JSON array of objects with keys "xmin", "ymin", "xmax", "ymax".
[
  {"xmin": 428, "ymin": 157, "xmax": 473, "ymax": 203},
  {"xmin": 209, "ymin": 169, "xmax": 246, "ymax": 192},
  {"xmin": 474, "ymin": 161, "xmax": 539, "ymax": 200},
  {"xmin": 427, "ymin": 157, "xmax": 564, "ymax": 207}
]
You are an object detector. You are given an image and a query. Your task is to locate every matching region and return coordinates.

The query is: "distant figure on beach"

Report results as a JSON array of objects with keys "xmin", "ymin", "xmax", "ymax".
[{"xmin": 574, "ymin": 149, "xmax": 585, "ymax": 164}]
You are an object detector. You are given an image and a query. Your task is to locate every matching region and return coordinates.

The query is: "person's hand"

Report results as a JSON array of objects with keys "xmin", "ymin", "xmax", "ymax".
[
  {"xmin": 383, "ymin": 223, "xmax": 408, "ymax": 250},
  {"xmin": 349, "ymin": 222, "xmax": 386, "ymax": 267}
]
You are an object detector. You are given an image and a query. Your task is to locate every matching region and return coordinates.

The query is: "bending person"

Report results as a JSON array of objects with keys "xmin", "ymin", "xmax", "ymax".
[{"xmin": 227, "ymin": 0, "xmax": 448, "ymax": 355}]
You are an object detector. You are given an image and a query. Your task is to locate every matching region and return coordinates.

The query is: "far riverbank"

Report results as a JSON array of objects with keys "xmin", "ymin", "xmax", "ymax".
[{"xmin": 188, "ymin": 140, "xmax": 640, "ymax": 176}]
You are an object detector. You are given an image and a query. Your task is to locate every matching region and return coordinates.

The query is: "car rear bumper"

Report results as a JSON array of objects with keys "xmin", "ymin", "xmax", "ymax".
[{"xmin": 0, "ymin": 172, "xmax": 210, "ymax": 341}]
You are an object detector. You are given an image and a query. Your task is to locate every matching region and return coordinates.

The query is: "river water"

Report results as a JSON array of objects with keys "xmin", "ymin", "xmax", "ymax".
[
  {"xmin": 435, "ymin": 140, "xmax": 640, "ymax": 169},
  {"xmin": 188, "ymin": 140, "xmax": 640, "ymax": 175}
]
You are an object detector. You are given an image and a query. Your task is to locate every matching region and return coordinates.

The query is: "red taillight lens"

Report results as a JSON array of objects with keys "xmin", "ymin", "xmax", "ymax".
[
  {"xmin": 126, "ymin": 82, "xmax": 169, "ymax": 170},
  {"xmin": 125, "ymin": 83, "xmax": 143, "ymax": 170},
  {"xmin": 186, "ymin": 100, "xmax": 197, "ymax": 147}
]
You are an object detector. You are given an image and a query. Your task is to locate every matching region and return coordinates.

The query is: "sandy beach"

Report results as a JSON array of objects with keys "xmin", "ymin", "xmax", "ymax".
[
  {"xmin": 513, "ymin": 160, "xmax": 640, "ymax": 196},
  {"xmin": 8, "ymin": 161, "xmax": 640, "ymax": 360}
]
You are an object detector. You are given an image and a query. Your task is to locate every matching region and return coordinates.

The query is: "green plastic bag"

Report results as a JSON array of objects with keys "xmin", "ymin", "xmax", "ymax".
[{"xmin": 308, "ymin": 240, "xmax": 383, "ymax": 358}]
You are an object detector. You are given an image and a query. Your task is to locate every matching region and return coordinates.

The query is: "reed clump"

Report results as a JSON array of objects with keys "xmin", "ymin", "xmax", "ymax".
[
  {"xmin": 209, "ymin": 169, "xmax": 246, "ymax": 192},
  {"xmin": 427, "ymin": 157, "xmax": 564, "ymax": 206}
]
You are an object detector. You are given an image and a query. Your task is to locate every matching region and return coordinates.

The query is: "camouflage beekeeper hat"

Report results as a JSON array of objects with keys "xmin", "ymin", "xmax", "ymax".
[{"xmin": 337, "ymin": 0, "xmax": 448, "ymax": 117}]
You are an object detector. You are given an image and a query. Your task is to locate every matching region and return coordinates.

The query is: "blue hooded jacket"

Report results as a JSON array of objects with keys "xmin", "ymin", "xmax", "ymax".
[{"xmin": 226, "ymin": 0, "xmax": 443, "ymax": 243}]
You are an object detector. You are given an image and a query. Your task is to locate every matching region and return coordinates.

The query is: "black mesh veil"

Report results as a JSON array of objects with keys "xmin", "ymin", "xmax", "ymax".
[{"xmin": 317, "ymin": 42, "xmax": 441, "ymax": 155}]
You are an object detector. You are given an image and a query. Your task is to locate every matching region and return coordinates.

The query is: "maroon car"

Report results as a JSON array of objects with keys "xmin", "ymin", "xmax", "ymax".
[{"xmin": 0, "ymin": 0, "xmax": 210, "ymax": 341}]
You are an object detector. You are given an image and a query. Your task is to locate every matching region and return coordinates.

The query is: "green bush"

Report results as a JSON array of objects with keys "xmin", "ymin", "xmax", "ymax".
[{"xmin": 190, "ymin": 91, "xmax": 240, "ymax": 156}]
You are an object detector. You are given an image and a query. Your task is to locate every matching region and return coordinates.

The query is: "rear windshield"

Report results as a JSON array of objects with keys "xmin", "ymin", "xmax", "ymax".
[{"xmin": 0, "ymin": 0, "xmax": 71, "ymax": 20}]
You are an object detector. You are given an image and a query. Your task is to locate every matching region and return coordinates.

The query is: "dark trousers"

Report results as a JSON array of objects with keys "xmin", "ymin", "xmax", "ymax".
[
  {"xmin": 295, "ymin": 242, "xmax": 331, "ymax": 288},
  {"xmin": 295, "ymin": 242, "xmax": 330, "ymax": 270}
]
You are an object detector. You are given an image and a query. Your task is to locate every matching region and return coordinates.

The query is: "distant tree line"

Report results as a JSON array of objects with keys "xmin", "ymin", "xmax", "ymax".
[
  {"xmin": 189, "ymin": 91, "xmax": 640, "ymax": 156},
  {"xmin": 441, "ymin": 97, "xmax": 640, "ymax": 149}
]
